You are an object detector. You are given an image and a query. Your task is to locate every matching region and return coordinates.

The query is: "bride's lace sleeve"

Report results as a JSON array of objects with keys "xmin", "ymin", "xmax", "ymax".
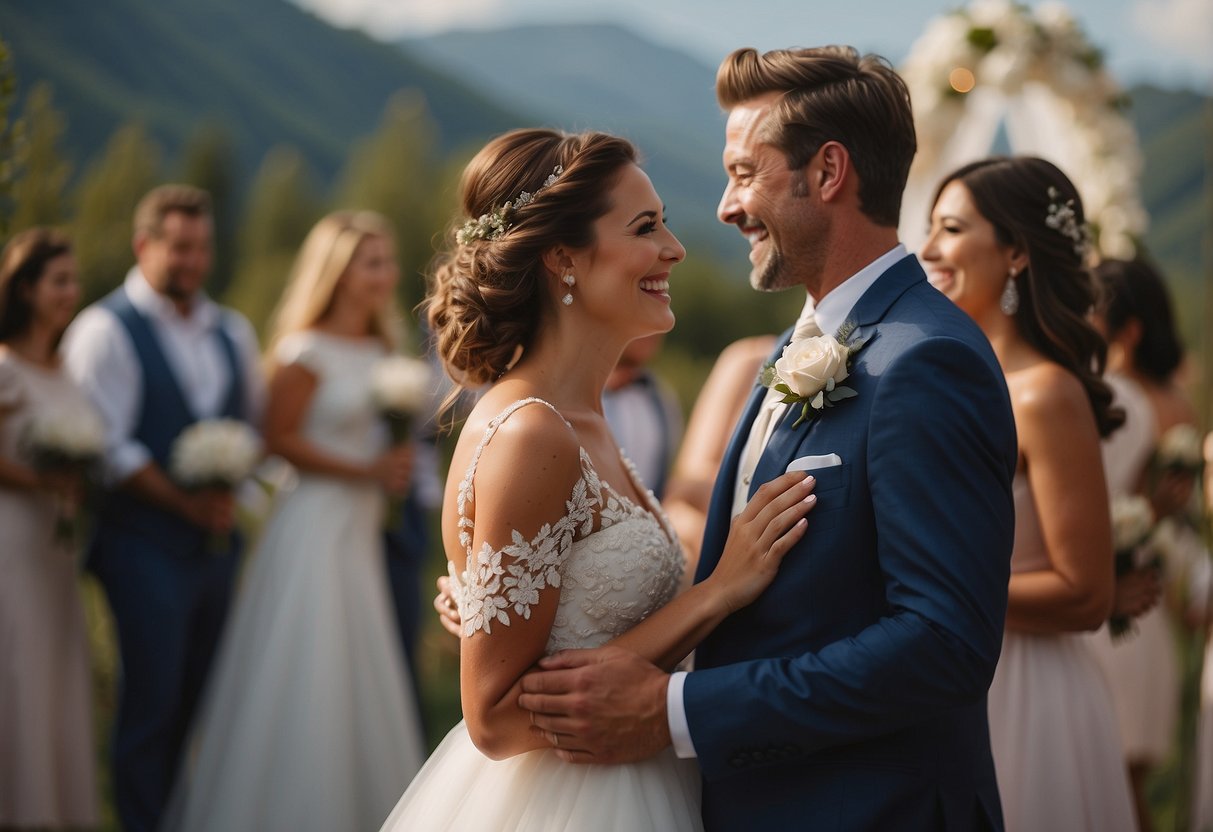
[{"xmin": 449, "ymin": 398, "xmax": 601, "ymax": 637}]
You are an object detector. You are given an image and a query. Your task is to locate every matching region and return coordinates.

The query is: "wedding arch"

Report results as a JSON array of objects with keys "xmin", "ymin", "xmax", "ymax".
[{"xmin": 898, "ymin": 0, "xmax": 1146, "ymax": 259}]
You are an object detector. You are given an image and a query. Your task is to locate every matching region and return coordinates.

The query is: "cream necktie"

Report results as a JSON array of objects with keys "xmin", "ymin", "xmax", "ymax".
[{"xmin": 731, "ymin": 307, "xmax": 823, "ymax": 517}]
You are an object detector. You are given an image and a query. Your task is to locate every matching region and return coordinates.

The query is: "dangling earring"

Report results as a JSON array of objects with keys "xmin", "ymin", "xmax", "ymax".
[
  {"xmin": 1000, "ymin": 269, "xmax": 1019, "ymax": 316},
  {"xmin": 561, "ymin": 272, "xmax": 576, "ymax": 306}
]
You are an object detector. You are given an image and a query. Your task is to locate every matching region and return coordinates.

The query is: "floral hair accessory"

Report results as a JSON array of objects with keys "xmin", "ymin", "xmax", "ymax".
[
  {"xmin": 456, "ymin": 165, "xmax": 564, "ymax": 246},
  {"xmin": 1045, "ymin": 186, "xmax": 1091, "ymax": 257}
]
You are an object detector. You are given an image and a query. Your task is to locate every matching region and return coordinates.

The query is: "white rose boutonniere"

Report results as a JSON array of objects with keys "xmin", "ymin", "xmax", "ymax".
[{"xmin": 760, "ymin": 322, "xmax": 867, "ymax": 428}]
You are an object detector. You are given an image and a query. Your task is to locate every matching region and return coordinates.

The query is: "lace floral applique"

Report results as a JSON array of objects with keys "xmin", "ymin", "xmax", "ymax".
[{"xmin": 451, "ymin": 399, "xmax": 601, "ymax": 636}]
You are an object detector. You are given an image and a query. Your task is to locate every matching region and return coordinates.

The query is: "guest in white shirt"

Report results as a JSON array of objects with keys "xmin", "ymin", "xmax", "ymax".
[{"xmin": 61, "ymin": 184, "xmax": 264, "ymax": 832}]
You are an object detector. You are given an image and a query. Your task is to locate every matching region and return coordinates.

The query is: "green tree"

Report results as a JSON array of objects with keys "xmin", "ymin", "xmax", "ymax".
[
  {"xmin": 180, "ymin": 123, "xmax": 238, "ymax": 298},
  {"xmin": 225, "ymin": 145, "xmax": 322, "ymax": 335},
  {"xmin": 71, "ymin": 123, "xmax": 162, "ymax": 303},
  {"xmin": 10, "ymin": 82, "xmax": 71, "ymax": 232},
  {"xmin": 0, "ymin": 35, "xmax": 24, "ymax": 238},
  {"xmin": 332, "ymin": 90, "xmax": 445, "ymax": 313}
]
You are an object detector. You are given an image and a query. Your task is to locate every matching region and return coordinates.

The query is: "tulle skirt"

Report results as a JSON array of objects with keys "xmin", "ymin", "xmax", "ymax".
[{"xmin": 379, "ymin": 720, "xmax": 703, "ymax": 831}]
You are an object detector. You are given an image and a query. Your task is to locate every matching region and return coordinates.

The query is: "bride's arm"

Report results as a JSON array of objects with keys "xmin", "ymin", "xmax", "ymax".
[{"xmin": 458, "ymin": 406, "xmax": 816, "ymax": 759}]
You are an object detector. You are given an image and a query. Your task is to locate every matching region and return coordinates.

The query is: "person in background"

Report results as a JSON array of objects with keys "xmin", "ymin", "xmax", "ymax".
[
  {"xmin": 62, "ymin": 185, "xmax": 264, "ymax": 832},
  {"xmin": 662, "ymin": 334, "xmax": 775, "ymax": 572},
  {"xmin": 602, "ymin": 332, "xmax": 683, "ymax": 500},
  {"xmin": 920, "ymin": 155, "xmax": 1134, "ymax": 831},
  {"xmin": 0, "ymin": 228, "xmax": 100, "ymax": 831},
  {"xmin": 164, "ymin": 210, "xmax": 425, "ymax": 832},
  {"xmin": 1090, "ymin": 256, "xmax": 1202, "ymax": 832}
]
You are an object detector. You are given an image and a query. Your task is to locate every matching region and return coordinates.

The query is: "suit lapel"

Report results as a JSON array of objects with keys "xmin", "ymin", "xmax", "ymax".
[{"xmin": 748, "ymin": 255, "xmax": 927, "ymax": 490}]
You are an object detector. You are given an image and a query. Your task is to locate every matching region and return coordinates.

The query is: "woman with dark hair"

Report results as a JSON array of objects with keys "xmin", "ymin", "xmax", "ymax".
[
  {"xmin": 0, "ymin": 228, "xmax": 100, "ymax": 829},
  {"xmin": 921, "ymin": 157, "xmax": 1135, "ymax": 831},
  {"xmin": 379, "ymin": 128, "xmax": 817, "ymax": 831},
  {"xmin": 1091, "ymin": 257, "xmax": 1198, "ymax": 831}
]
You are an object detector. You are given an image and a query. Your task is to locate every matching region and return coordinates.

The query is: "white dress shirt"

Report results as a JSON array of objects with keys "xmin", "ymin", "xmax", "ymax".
[
  {"xmin": 669, "ymin": 243, "xmax": 908, "ymax": 759},
  {"xmin": 62, "ymin": 267, "xmax": 265, "ymax": 485}
]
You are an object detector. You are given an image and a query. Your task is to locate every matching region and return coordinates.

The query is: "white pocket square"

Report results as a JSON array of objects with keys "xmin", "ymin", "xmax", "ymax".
[{"xmin": 786, "ymin": 453, "xmax": 842, "ymax": 473}]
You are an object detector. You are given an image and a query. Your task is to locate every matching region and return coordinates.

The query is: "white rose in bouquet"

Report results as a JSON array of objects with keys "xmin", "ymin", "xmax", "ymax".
[
  {"xmin": 1109, "ymin": 493, "xmax": 1157, "ymax": 638},
  {"xmin": 370, "ymin": 355, "xmax": 433, "ymax": 444},
  {"xmin": 21, "ymin": 406, "xmax": 106, "ymax": 545},
  {"xmin": 23, "ymin": 407, "xmax": 106, "ymax": 470},
  {"xmin": 1111, "ymin": 494, "xmax": 1154, "ymax": 555},
  {"xmin": 1155, "ymin": 423, "xmax": 1204, "ymax": 473},
  {"xmin": 370, "ymin": 355, "xmax": 433, "ymax": 530},
  {"xmin": 169, "ymin": 419, "xmax": 261, "ymax": 491}
]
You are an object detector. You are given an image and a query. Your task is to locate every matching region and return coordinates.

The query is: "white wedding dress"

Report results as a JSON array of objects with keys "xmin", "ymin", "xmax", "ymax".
[
  {"xmin": 379, "ymin": 397, "xmax": 702, "ymax": 831},
  {"xmin": 165, "ymin": 331, "xmax": 424, "ymax": 832}
]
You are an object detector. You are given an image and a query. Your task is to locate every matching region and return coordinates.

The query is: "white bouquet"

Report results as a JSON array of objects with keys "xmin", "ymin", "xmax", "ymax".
[
  {"xmin": 169, "ymin": 419, "xmax": 261, "ymax": 491},
  {"xmin": 370, "ymin": 355, "xmax": 432, "ymax": 530},
  {"xmin": 21, "ymin": 406, "xmax": 106, "ymax": 545},
  {"xmin": 1154, "ymin": 423, "xmax": 1204, "ymax": 474},
  {"xmin": 370, "ymin": 355, "xmax": 432, "ymax": 444},
  {"xmin": 22, "ymin": 407, "xmax": 106, "ymax": 471},
  {"xmin": 1109, "ymin": 493, "xmax": 1157, "ymax": 638}
]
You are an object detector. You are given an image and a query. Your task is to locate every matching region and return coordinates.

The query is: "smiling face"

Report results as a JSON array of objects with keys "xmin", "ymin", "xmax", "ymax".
[
  {"xmin": 572, "ymin": 162, "xmax": 685, "ymax": 339},
  {"xmin": 334, "ymin": 233, "xmax": 399, "ymax": 317},
  {"xmin": 920, "ymin": 180, "xmax": 1021, "ymax": 324},
  {"xmin": 718, "ymin": 93, "xmax": 826, "ymax": 293},
  {"xmin": 135, "ymin": 210, "xmax": 214, "ymax": 303},
  {"xmin": 27, "ymin": 252, "xmax": 81, "ymax": 337}
]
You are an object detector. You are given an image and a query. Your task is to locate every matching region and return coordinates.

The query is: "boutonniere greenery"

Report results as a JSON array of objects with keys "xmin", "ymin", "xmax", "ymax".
[{"xmin": 759, "ymin": 321, "xmax": 868, "ymax": 428}]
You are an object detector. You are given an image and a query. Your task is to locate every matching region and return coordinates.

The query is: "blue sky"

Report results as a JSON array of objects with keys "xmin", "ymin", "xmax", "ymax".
[{"xmin": 292, "ymin": 0, "xmax": 1211, "ymax": 88}]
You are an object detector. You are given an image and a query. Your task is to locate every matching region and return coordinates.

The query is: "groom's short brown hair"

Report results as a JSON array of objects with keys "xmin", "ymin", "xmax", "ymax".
[{"xmin": 716, "ymin": 46, "xmax": 916, "ymax": 227}]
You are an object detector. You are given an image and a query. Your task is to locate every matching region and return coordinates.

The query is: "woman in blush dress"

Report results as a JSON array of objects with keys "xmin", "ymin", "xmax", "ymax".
[
  {"xmin": 379, "ymin": 128, "xmax": 818, "ymax": 832},
  {"xmin": 165, "ymin": 211, "xmax": 424, "ymax": 832},
  {"xmin": 0, "ymin": 228, "xmax": 100, "ymax": 830},
  {"xmin": 921, "ymin": 156, "xmax": 1136, "ymax": 832},
  {"xmin": 1089, "ymin": 257, "xmax": 1199, "ymax": 831}
]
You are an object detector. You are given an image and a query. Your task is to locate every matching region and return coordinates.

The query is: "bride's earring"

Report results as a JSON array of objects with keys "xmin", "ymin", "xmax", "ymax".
[
  {"xmin": 1000, "ymin": 269, "xmax": 1019, "ymax": 316},
  {"xmin": 561, "ymin": 272, "xmax": 576, "ymax": 306}
]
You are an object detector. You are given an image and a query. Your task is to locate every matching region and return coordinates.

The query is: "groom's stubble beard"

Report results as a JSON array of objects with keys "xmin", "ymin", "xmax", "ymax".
[{"xmin": 749, "ymin": 192, "xmax": 829, "ymax": 295}]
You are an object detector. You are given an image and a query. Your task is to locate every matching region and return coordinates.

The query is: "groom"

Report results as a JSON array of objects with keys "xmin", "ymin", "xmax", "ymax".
[{"xmin": 519, "ymin": 46, "xmax": 1017, "ymax": 829}]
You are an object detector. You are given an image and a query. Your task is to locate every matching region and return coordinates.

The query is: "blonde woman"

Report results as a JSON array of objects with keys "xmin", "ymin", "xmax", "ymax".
[{"xmin": 165, "ymin": 211, "xmax": 424, "ymax": 832}]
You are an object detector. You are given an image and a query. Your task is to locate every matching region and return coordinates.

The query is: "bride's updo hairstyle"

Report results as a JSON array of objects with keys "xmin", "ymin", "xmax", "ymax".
[{"xmin": 427, "ymin": 128, "xmax": 637, "ymax": 388}]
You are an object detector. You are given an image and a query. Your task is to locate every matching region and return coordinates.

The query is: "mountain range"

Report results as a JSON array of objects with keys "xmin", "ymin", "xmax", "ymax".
[{"xmin": 0, "ymin": 1, "xmax": 1206, "ymax": 286}]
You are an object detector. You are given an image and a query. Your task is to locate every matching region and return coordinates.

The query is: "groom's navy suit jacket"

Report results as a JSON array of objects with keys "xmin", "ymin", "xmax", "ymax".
[{"xmin": 691, "ymin": 255, "xmax": 1017, "ymax": 831}]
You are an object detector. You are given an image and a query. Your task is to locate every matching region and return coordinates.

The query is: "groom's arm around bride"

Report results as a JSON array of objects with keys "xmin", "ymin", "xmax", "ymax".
[{"xmin": 520, "ymin": 45, "xmax": 1017, "ymax": 831}]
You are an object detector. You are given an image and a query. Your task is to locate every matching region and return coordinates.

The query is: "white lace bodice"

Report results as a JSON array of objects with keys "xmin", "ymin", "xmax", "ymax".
[{"xmin": 449, "ymin": 398, "xmax": 685, "ymax": 654}]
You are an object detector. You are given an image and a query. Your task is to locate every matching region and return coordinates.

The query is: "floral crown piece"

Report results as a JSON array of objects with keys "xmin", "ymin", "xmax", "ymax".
[
  {"xmin": 1045, "ymin": 186, "xmax": 1092, "ymax": 257},
  {"xmin": 456, "ymin": 165, "xmax": 564, "ymax": 246}
]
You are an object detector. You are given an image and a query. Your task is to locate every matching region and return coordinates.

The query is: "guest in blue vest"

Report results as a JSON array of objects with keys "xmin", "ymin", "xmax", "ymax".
[{"xmin": 62, "ymin": 184, "xmax": 264, "ymax": 832}]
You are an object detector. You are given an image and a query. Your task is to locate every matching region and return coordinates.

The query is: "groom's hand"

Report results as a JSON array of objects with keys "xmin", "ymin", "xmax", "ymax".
[{"xmin": 518, "ymin": 646, "xmax": 671, "ymax": 764}]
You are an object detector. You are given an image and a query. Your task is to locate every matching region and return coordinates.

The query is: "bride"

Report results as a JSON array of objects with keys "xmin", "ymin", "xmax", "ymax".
[{"xmin": 379, "ymin": 128, "xmax": 818, "ymax": 831}]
